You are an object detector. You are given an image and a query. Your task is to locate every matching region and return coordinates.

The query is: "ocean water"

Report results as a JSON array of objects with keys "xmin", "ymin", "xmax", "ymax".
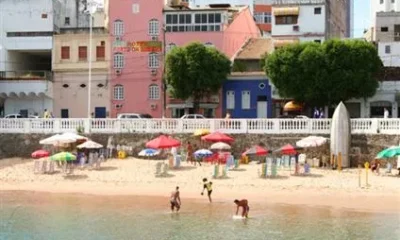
[{"xmin": 0, "ymin": 191, "xmax": 399, "ymax": 240}]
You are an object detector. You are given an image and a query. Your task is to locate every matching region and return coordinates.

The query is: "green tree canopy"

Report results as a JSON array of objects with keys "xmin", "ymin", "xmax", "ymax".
[
  {"xmin": 166, "ymin": 42, "xmax": 231, "ymax": 110},
  {"xmin": 263, "ymin": 39, "xmax": 383, "ymax": 107}
]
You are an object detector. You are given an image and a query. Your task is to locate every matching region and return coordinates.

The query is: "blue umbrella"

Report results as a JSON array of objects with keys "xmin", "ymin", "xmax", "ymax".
[
  {"xmin": 138, "ymin": 148, "xmax": 159, "ymax": 157},
  {"xmin": 194, "ymin": 149, "xmax": 213, "ymax": 158}
]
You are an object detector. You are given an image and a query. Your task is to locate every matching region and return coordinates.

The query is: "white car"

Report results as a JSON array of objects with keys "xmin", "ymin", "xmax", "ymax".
[
  {"xmin": 117, "ymin": 113, "xmax": 152, "ymax": 119},
  {"xmin": 180, "ymin": 114, "xmax": 205, "ymax": 119},
  {"xmin": 4, "ymin": 114, "xmax": 39, "ymax": 119}
]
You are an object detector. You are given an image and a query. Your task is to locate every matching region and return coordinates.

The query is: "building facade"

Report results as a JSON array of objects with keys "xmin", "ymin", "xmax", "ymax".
[
  {"xmin": 271, "ymin": 0, "xmax": 349, "ymax": 47},
  {"xmin": 374, "ymin": 11, "xmax": 400, "ymax": 67},
  {"xmin": 109, "ymin": 0, "xmax": 260, "ymax": 118},
  {"xmin": 0, "ymin": 0, "xmax": 62, "ymax": 117},
  {"xmin": 52, "ymin": 27, "xmax": 110, "ymax": 118},
  {"xmin": 254, "ymin": 0, "xmax": 273, "ymax": 37}
]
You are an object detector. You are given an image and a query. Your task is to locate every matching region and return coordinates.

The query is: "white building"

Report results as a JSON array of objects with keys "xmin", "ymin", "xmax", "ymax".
[
  {"xmin": 271, "ymin": 0, "xmax": 349, "ymax": 47},
  {"xmin": 0, "ymin": 0, "xmax": 62, "ymax": 117}
]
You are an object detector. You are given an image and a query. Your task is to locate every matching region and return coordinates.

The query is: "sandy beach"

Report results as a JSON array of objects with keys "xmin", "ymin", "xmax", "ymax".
[{"xmin": 0, "ymin": 157, "xmax": 399, "ymax": 213}]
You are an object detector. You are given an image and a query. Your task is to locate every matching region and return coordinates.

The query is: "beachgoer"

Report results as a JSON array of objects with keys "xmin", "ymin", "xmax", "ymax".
[
  {"xmin": 187, "ymin": 142, "xmax": 194, "ymax": 165},
  {"xmin": 384, "ymin": 108, "xmax": 389, "ymax": 118},
  {"xmin": 234, "ymin": 199, "xmax": 249, "ymax": 218},
  {"xmin": 201, "ymin": 178, "xmax": 212, "ymax": 203},
  {"xmin": 43, "ymin": 109, "xmax": 50, "ymax": 119},
  {"xmin": 170, "ymin": 186, "xmax": 181, "ymax": 212}
]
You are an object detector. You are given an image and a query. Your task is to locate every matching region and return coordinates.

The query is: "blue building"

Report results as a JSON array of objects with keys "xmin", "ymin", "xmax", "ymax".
[
  {"xmin": 222, "ymin": 72, "xmax": 272, "ymax": 118},
  {"xmin": 222, "ymin": 38, "xmax": 273, "ymax": 118}
]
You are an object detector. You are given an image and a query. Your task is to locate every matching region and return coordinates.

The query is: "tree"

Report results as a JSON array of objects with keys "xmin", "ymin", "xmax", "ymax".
[
  {"xmin": 263, "ymin": 39, "xmax": 383, "ymax": 107},
  {"xmin": 166, "ymin": 42, "xmax": 231, "ymax": 111}
]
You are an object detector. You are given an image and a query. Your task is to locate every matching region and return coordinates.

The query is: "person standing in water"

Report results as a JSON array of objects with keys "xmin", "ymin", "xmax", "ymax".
[
  {"xmin": 201, "ymin": 178, "xmax": 212, "ymax": 203},
  {"xmin": 170, "ymin": 186, "xmax": 181, "ymax": 212},
  {"xmin": 234, "ymin": 199, "xmax": 249, "ymax": 218}
]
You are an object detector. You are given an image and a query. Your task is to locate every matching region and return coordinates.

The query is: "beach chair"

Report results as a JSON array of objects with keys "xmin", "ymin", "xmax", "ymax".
[
  {"xmin": 234, "ymin": 159, "xmax": 240, "ymax": 169},
  {"xmin": 41, "ymin": 161, "xmax": 47, "ymax": 174},
  {"xmin": 68, "ymin": 163, "xmax": 75, "ymax": 175},
  {"xmin": 221, "ymin": 166, "xmax": 228, "ymax": 178},
  {"xmin": 161, "ymin": 163, "xmax": 169, "ymax": 177},
  {"xmin": 34, "ymin": 160, "xmax": 41, "ymax": 174},
  {"xmin": 385, "ymin": 163, "xmax": 392, "ymax": 175},
  {"xmin": 80, "ymin": 156, "xmax": 86, "ymax": 169},
  {"xmin": 298, "ymin": 154, "xmax": 306, "ymax": 165},
  {"xmin": 212, "ymin": 164, "xmax": 220, "ymax": 179},
  {"xmin": 304, "ymin": 163, "xmax": 310, "ymax": 174},
  {"xmin": 260, "ymin": 163, "xmax": 266, "ymax": 178},
  {"xmin": 175, "ymin": 155, "xmax": 181, "ymax": 168},
  {"xmin": 276, "ymin": 157, "xmax": 282, "ymax": 168},
  {"xmin": 155, "ymin": 162, "xmax": 162, "ymax": 176},
  {"xmin": 48, "ymin": 161, "xmax": 55, "ymax": 174},
  {"xmin": 95, "ymin": 157, "xmax": 101, "ymax": 170},
  {"xmin": 271, "ymin": 162, "xmax": 277, "ymax": 177}
]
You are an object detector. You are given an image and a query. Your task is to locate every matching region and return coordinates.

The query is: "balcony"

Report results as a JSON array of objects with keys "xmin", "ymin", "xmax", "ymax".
[
  {"xmin": 0, "ymin": 71, "xmax": 53, "ymax": 98},
  {"xmin": 0, "ymin": 118, "xmax": 399, "ymax": 135}
]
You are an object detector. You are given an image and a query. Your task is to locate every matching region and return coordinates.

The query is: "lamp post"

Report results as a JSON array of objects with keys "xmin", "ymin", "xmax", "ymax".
[{"xmin": 88, "ymin": 13, "xmax": 93, "ymax": 118}]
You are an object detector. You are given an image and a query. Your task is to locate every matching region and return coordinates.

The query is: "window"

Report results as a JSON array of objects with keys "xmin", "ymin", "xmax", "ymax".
[
  {"xmin": 148, "ymin": 84, "xmax": 160, "ymax": 99},
  {"xmin": 166, "ymin": 43, "xmax": 176, "ymax": 52},
  {"xmin": 148, "ymin": 19, "xmax": 159, "ymax": 36},
  {"xmin": 78, "ymin": 46, "xmax": 87, "ymax": 61},
  {"xmin": 254, "ymin": 12, "xmax": 271, "ymax": 24},
  {"xmin": 226, "ymin": 91, "xmax": 235, "ymax": 109},
  {"xmin": 275, "ymin": 15, "xmax": 298, "ymax": 25},
  {"xmin": 165, "ymin": 12, "xmax": 221, "ymax": 32},
  {"xmin": 61, "ymin": 46, "xmax": 70, "ymax": 59},
  {"xmin": 385, "ymin": 45, "xmax": 391, "ymax": 54},
  {"xmin": 241, "ymin": 91, "xmax": 250, "ymax": 109},
  {"xmin": 381, "ymin": 27, "xmax": 388, "ymax": 32},
  {"xmin": 148, "ymin": 52, "xmax": 159, "ymax": 68},
  {"xmin": 96, "ymin": 45, "xmax": 105, "ymax": 60},
  {"xmin": 113, "ymin": 20, "xmax": 124, "ymax": 36},
  {"xmin": 41, "ymin": 13, "xmax": 47, "ymax": 19},
  {"xmin": 314, "ymin": 7, "xmax": 321, "ymax": 15},
  {"xmin": 113, "ymin": 85, "xmax": 124, "ymax": 100},
  {"xmin": 392, "ymin": 0, "xmax": 395, "ymax": 3},
  {"xmin": 65, "ymin": 17, "xmax": 70, "ymax": 25},
  {"xmin": 113, "ymin": 53, "xmax": 124, "ymax": 68},
  {"xmin": 132, "ymin": 3, "xmax": 140, "ymax": 13},
  {"xmin": 204, "ymin": 42, "xmax": 214, "ymax": 47},
  {"xmin": 395, "ymin": 24, "xmax": 400, "ymax": 41}
]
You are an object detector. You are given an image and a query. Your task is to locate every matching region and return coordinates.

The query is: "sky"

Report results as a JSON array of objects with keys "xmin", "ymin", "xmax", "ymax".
[{"xmin": 353, "ymin": 0, "xmax": 371, "ymax": 38}]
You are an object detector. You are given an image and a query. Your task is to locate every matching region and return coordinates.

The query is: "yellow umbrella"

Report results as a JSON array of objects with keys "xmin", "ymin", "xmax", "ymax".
[
  {"xmin": 193, "ymin": 129, "xmax": 210, "ymax": 137},
  {"xmin": 283, "ymin": 101, "xmax": 302, "ymax": 111}
]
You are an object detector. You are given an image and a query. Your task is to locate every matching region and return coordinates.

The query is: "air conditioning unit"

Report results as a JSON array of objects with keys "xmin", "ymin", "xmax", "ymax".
[
  {"xmin": 293, "ymin": 25, "xmax": 299, "ymax": 31},
  {"xmin": 151, "ymin": 69, "xmax": 157, "ymax": 76},
  {"xmin": 115, "ymin": 104, "xmax": 123, "ymax": 109},
  {"xmin": 151, "ymin": 36, "xmax": 158, "ymax": 41},
  {"xmin": 150, "ymin": 103, "xmax": 157, "ymax": 110},
  {"xmin": 115, "ymin": 69, "xmax": 122, "ymax": 75},
  {"xmin": 115, "ymin": 36, "xmax": 123, "ymax": 41}
]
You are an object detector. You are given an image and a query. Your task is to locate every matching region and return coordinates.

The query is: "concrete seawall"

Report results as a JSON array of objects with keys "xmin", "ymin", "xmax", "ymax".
[{"xmin": 1, "ymin": 133, "xmax": 399, "ymax": 167}]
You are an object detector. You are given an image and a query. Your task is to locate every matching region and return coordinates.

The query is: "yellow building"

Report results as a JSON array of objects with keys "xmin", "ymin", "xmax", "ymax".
[{"xmin": 52, "ymin": 27, "xmax": 110, "ymax": 118}]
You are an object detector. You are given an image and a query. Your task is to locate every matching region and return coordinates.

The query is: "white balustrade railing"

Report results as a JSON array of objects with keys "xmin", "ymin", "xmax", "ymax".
[{"xmin": 0, "ymin": 118, "xmax": 399, "ymax": 135}]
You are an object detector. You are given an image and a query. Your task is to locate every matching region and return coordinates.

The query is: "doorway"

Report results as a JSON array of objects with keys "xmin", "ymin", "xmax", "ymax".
[
  {"xmin": 257, "ymin": 96, "xmax": 268, "ymax": 118},
  {"xmin": 61, "ymin": 109, "xmax": 69, "ymax": 118},
  {"xmin": 95, "ymin": 107, "xmax": 106, "ymax": 118}
]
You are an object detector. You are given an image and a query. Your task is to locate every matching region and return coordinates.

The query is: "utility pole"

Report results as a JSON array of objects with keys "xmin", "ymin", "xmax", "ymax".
[{"xmin": 162, "ymin": 25, "xmax": 167, "ymax": 118}]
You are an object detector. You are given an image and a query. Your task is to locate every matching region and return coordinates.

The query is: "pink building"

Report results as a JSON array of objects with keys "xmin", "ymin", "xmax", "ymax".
[{"xmin": 109, "ymin": 1, "xmax": 260, "ymax": 118}]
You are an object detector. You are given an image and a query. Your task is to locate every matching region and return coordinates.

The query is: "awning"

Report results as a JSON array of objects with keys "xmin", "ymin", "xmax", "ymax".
[
  {"xmin": 283, "ymin": 101, "xmax": 302, "ymax": 111},
  {"xmin": 273, "ymin": 7, "xmax": 299, "ymax": 16},
  {"xmin": 167, "ymin": 103, "xmax": 218, "ymax": 109},
  {"xmin": 274, "ymin": 39, "xmax": 300, "ymax": 48}
]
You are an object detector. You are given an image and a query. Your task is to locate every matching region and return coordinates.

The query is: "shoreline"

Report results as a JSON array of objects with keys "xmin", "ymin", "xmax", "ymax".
[{"xmin": 1, "ymin": 158, "xmax": 399, "ymax": 214}]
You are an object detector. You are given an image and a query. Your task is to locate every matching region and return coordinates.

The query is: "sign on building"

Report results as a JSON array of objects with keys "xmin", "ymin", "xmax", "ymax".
[{"xmin": 113, "ymin": 41, "xmax": 162, "ymax": 52}]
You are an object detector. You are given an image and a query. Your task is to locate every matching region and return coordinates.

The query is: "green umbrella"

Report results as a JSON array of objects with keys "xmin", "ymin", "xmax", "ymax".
[
  {"xmin": 376, "ymin": 146, "xmax": 400, "ymax": 159},
  {"xmin": 50, "ymin": 152, "xmax": 76, "ymax": 161}
]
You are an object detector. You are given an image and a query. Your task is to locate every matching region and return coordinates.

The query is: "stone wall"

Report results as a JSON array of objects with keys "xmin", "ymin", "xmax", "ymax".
[{"xmin": 1, "ymin": 133, "xmax": 399, "ymax": 167}]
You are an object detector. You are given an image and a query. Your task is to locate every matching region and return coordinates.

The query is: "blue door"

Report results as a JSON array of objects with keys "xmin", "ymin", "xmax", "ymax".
[{"xmin": 95, "ymin": 107, "xmax": 106, "ymax": 118}]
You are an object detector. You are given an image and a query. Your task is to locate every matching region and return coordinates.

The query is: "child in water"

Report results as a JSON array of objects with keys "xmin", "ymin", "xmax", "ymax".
[{"xmin": 201, "ymin": 178, "xmax": 213, "ymax": 203}]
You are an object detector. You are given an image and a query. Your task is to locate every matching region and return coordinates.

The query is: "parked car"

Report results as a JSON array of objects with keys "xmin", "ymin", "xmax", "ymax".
[
  {"xmin": 180, "ymin": 114, "xmax": 205, "ymax": 119},
  {"xmin": 117, "ymin": 113, "xmax": 153, "ymax": 131},
  {"xmin": 117, "ymin": 113, "xmax": 153, "ymax": 119},
  {"xmin": 4, "ymin": 114, "xmax": 39, "ymax": 119}
]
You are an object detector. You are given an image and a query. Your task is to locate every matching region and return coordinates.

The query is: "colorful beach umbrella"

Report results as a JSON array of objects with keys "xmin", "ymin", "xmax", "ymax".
[
  {"xmin": 50, "ymin": 152, "xmax": 76, "ymax": 161},
  {"xmin": 242, "ymin": 145, "xmax": 269, "ymax": 156},
  {"xmin": 31, "ymin": 150, "xmax": 50, "ymax": 159},
  {"xmin": 296, "ymin": 136, "xmax": 327, "ymax": 148},
  {"xmin": 138, "ymin": 148, "xmax": 160, "ymax": 157},
  {"xmin": 376, "ymin": 146, "xmax": 400, "ymax": 159},
  {"xmin": 77, "ymin": 140, "xmax": 103, "ymax": 149},
  {"xmin": 193, "ymin": 129, "xmax": 210, "ymax": 137},
  {"xmin": 146, "ymin": 135, "xmax": 181, "ymax": 149},
  {"xmin": 201, "ymin": 132, "xmax": 234, "ymax": 143},
  {"xmin": 210, "ymin": 142, "xmax": 231, "ymax": 150},
  {"xmin": 194, "ymin": 149, "xmax": 213, "ymax": 158},
  {"xmin": 274, "ymin": 144, "xmax": 302, "ymax": 155}
]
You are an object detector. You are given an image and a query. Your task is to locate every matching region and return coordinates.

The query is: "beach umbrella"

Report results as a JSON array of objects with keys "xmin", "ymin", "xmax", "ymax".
[
  {"xmin": 376, "ymin": 146, "xmax": 400, "ymax": 159},
  {"xmin": 194, "ymin": 149, "xmax": 213, "ymax": 158},
  {"xmin": 138, "ymin": 148, "xmax": 160, "ymax": 157},
  {"xmin": 296, "ymin": 136, "xmax": 327, "ymax": 148},
  {"xmin": 274, "ymin": 144, "xmax": 302, "ymax": 155},
  {"xmin": 193, "ymin": 129, "xmax": 210, "ymax": 137},
  {"xmin": 77, "ymin": 140, "xmax": 103, "ymax": 149},
  {"xmin": 31, "ymin": 150, "xmax": 50, "ymax": 159},
  {"xmin": 210, "ymin": 142, "xmax": 231, "ymax": 150},
  {"xmin": 50, "ymin": 152, "xmax": 76, "ymax": 161},
  {"xmin": 201, "ymin": 132, "xmax": 234, "ymax": 143},
  {"xmin": 146, "ymin": 135, "xmax": 181, "ymax": 149},
  {"xmin": 242, "ymin": 145, "xmax": 269, "ymax": 156},
  {"xmin": 60, "ymin": 132, "xmax": 88, "ymax": 141},
  {"xmin": 39, "ymin": 134, "xmax": 76, "ymax": 145}
]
